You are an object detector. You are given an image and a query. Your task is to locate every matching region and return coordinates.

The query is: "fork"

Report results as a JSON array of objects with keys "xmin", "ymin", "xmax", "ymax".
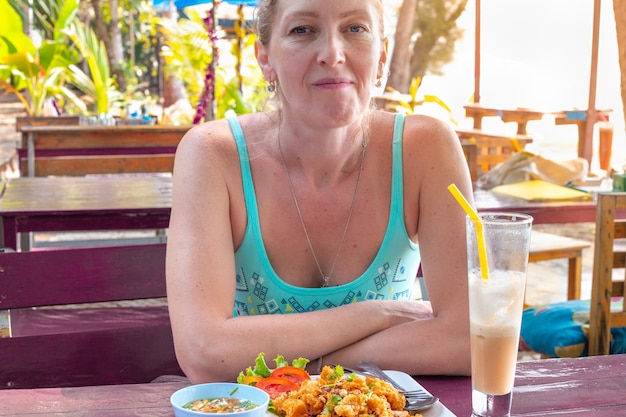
[
  {"xmin": 334, "ymin": 364, "xmax": 430, "ymax": 399},
  {"xmin": 356, "ymin": 360, "xmax": 439, "ymax": 411}
]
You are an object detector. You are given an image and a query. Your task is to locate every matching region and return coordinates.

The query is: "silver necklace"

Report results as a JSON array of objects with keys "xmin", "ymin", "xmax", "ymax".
[{"xmin": 278, "ymin": 131, "xmax": 367, "ymax": 287}]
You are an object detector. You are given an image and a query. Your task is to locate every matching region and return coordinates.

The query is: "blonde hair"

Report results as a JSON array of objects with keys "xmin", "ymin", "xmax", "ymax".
[{"xmin": 254, "ymin": 0, "xmax": 385, "ymax": 45}]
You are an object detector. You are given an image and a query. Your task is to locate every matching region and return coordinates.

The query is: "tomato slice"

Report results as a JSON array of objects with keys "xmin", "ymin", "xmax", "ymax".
[
  {"xmin": 241, "ymin": 375, "xmax": 265, "ymax": 386},
  {"xmin": 269, "ymin": 366, "xmax": 311, "ymax": 384},
  {"xmin": 255, "ymin": 376, "xmax": 299, "ymax": 399}
]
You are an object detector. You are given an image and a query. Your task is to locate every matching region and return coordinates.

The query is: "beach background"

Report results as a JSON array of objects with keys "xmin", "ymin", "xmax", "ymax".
[
  {"xmin": 381, "ymin": 0, "xmax": 622, "ymax": 309},
  {"xmin": 410, "ymin": 0, "xmax": 625, "ymax": 170}
]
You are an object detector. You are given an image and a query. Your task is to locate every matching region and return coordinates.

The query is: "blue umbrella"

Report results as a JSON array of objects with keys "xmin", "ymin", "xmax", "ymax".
[{"xmin": 153, "ymin": 0, "xmax": 258, "ymax": 9}]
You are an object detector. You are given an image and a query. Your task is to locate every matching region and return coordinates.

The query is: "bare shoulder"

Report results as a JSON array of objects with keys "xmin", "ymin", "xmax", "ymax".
[
  {"xmin": 402, "ymin": 113, "xmax": 459, "ymax": 148},
  {"xmin": 174, "ymin": 113, "xmax": 272, "ymax": 176},
  {"xmin": 400, "ymin": 113, "xmax": 469, "ymax": 184},
  {"xmin": 176, "ymin": 118, "xmax": 236, "ymax": 160}
]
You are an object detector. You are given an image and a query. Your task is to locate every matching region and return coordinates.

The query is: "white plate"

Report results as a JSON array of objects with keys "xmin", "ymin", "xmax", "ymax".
[
  {"xmin": 384, "ymin": 370, "xmax": 455, "ymax": 417},
  {"xmin": 266, "ymin": 370, "xmax": 454, "ymax": 416}
]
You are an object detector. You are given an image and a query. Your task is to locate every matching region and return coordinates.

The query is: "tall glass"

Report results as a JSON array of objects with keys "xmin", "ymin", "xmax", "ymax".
[
  {"xmin": 598, "ymin": 121, "xmax": 614, "ymax": 172},
  {"xmin": 466, "ymin": 213, "xmax": 533, "ymax": 417}
]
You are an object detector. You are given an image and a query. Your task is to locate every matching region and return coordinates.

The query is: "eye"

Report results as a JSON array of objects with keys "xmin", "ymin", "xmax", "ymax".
[
  {"xmin": 290, "ymin": 26, "xmax": 311, "ymax": 35},
  {"xmin": 347, "ymin": 24, "xmax": 367, "ymax": 33}
]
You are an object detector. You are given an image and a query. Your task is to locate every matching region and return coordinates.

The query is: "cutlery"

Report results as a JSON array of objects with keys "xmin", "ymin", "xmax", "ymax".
[
  {"xmin": 332, "ymin": 364, "xmax": 429, "ymax": 399},
  {"xmin": 357, "ymin": 360, "xmax": 439, "ymax": 411}
]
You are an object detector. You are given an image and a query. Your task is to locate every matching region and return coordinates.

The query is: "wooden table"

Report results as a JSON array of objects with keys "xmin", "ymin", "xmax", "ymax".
[
  {"xmin": 0, "ymin": 176, "xmax": 172, "ymax": 250},
  {"xmin": 419, "ymin": 354, "xmax": 626, "ymax": 416},
  {"xmin": 474, "ymin": 188, "xmax": 601, "ymax": 224},
  {"xmin": 0, "ymin": 176, "xmax": 607, "ymax": 251},
  {"xmin": 463, "ymin": 103, "xmax": 612, "ymax": 161},
  {"xmin": 0, "ymin": 355, "xmax": 624, "ymax": 416}
]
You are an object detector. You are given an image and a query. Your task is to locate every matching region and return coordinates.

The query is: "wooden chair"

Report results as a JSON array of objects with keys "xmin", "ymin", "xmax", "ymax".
[
  {"xmin": 520, "ymin": 192, "xmax": 626, "ymax": 357},
  {"xmin": 0, "ymin": 243, "xmax": 183, "ymax": 389},
  {"xmin": 588, "ymin": 192, "xmax": 626, "ymax": 355},
  {"xmin": 456, "ymin": 130, "xmax": 533, "ymax": 177}
]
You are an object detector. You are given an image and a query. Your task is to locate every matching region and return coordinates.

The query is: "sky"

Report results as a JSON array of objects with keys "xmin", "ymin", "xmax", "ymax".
[{"xmin": 402, "ymin": 0, "xmax": 625, "ymax": 169}]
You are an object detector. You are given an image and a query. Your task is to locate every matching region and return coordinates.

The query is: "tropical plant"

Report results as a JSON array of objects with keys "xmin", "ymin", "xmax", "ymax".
[
  {"xmin": 8, "ymin": 0, "xmax": 66, "ymax": 41},
  {"xmin": 157, "ymin": 5, "xmax": 265, "ymax": 122},
  {"xmin": 0, "ymin": 0, "xmax": 88, "ymax": 115},
  {"xmin": 64, "ymin": 21, "xmax": 117, "ymax": 115},
  {"xmin": 388, "ymin": 76, "xmax": 457, "ymax": 124}
]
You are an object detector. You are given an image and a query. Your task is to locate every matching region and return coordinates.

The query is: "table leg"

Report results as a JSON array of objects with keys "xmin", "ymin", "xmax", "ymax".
[
  {"xmin": 568, "ymin": 254, "xmax": 583, "ymax": 300},
  {"xmin": 1, "ymin": 217, "xmax": 17, "ymax": 251},
  {"xmin": 19, "ymin": 232, "xmax": 32, "ymax": 252}
]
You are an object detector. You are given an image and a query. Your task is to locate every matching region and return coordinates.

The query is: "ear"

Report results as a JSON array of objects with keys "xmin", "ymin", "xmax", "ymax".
[
  {"xmin": 255, "ymin": 40, "xmax": 275, "ymax": 82},
  {"xmin": 377, "ymin": 38, "xmax": 389, "ymax": 78}
]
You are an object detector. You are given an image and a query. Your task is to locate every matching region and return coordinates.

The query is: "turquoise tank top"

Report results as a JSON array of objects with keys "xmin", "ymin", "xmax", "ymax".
[{"xmin": 229, "ymin": 113, "xmax": 421, "ymax": 316}]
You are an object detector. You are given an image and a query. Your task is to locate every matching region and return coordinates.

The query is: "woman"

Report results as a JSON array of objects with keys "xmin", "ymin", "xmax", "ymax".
[{"xmin": 166, "ymin": 0, "xmax": 473, "ymax": 383}]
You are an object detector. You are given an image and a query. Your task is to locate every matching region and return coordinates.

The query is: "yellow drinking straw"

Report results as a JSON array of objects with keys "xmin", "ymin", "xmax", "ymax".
[{"xmin": 447, "ymin": 184, "xmax": 489, "ymax": 280}]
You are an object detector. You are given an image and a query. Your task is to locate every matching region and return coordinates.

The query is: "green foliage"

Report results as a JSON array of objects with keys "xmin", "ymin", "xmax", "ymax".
[
  {"xmin": 7, "ymin": 0, "xmax": 70, "ymax": 41},
  {"xmin": 158, "ymin": 8, "xmax": 212, "ymax": 105},
  {"xmin": 214, "ymin": 33, "xmax": 265, "ymax": 118},
  {"xmin": 64, "ymin": 21, "xmax": 116, "ymax": 115},
  {"xmin": 158, "ymin": 6, "xmax": 266, "ymax": 119},
  {"xmin": 389, "ymin": 76, "xmax": 457, "ymax": 124},
  {"xmin": 411, "ymin": 0, "xmax": 468, "ymax": 79},
  {"xmin": 0, "ymin": 0, "xmax": 120, "ymax": 116},
  {"xmin": 0, "ymin": 0, "xmax": 88, "ymax": 115}
]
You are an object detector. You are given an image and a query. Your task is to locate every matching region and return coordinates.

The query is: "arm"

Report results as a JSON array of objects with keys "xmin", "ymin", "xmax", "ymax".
[
  {"xmin": 324, "ymin": 115, "xmax": 473, "ymax": 376},
  {"xmin": 166, "ymin": 118, "xmax": 424, "ymax": 383}
]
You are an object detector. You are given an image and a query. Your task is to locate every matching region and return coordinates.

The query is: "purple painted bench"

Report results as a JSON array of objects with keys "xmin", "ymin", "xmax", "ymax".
[{"xmin": 0, "ymin": 243, "xmax": 183, "ymax": 389}]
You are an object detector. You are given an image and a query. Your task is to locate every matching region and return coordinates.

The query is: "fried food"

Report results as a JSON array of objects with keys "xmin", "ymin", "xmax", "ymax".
[{"xmin": 272, "ymin": 365, "xmax": 422, "ymax": 417}]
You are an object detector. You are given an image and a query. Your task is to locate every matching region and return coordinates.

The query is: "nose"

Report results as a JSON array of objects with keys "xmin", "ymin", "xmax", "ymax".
[{"xmin": 316, "ymin": 32, "xmax": 346, "ymax": 67}]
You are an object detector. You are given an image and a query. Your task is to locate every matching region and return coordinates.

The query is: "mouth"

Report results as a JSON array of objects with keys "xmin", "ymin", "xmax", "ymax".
[{"xmin": 313, "ymin": 78, "xmax": 353, "ymax": 89}]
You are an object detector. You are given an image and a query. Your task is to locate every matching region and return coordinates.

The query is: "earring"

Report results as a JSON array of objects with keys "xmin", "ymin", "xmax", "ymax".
[
  {"xmin": 267, "ymin": 81, "xmax": 276, "ymax": 93},
  {"xmin": 375, "ymin": 78, "xmax": 382, "ymax": 88}
]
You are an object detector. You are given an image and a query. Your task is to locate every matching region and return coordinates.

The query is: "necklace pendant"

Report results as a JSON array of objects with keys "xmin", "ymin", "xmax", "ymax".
[{"xmin": 322, "ymin": 277, "xmax": 330, "ymax": 288}]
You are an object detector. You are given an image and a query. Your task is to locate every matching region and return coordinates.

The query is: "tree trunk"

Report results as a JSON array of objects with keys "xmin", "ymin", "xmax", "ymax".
[
  {"xmin": 106, "ymin": 0, "xmax": 127, "ymax": 92},
  {"xmin": 91, "ymin": 0, "xmax": 127, "ymax": 92},
  {"xmin": 160, "ymin": 4, "xmax": 188, "ymax": 108},
  {"xmin": 387, "ymin": 0, "xmax": 417, "ymax": 92},
  {"xmin": 614, "ymin": 0, "xmax": 626, "ymax": 127}
]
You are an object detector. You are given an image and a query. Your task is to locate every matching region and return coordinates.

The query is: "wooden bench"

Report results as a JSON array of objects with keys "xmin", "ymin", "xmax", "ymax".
[
  {"xmin": 456, "ymin": 128, "xmax": 533, "ymax": 176},
  {"xmin": 0, "ymin": 243, "xmax": 183, "ymax": 389},
  {"xmin": 529, "ymin": 231, "xmax": 591, "ymax": 301},
  {"xmin": 18, "ymin": 125, "xmax": 191, "ymax": 176}
]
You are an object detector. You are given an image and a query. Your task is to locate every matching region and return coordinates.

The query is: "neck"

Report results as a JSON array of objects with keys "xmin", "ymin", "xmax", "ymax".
[{"xmin": 276, "ymin": 124, "xmax": 367, "ymax": 187}]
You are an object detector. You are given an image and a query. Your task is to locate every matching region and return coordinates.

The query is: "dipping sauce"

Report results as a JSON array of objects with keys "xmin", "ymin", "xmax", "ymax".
[{"xmin": 183, "ymin": 397, "xmax": 259, "ymax": 413}]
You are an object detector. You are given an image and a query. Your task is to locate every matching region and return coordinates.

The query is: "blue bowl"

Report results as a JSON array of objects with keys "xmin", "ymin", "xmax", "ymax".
[{"xmin": 170, "ymin": 383, "xmax": 270, "ymax": 416}]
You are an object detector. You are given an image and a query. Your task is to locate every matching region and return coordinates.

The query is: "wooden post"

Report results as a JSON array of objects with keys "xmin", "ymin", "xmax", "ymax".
[
  {"xmin": 583, "ymin": 0, "xmax": 602, "ymax": 164},
  {"xmin": 474, "ymin": 0, "xmax": 481, "ymax": 104}
]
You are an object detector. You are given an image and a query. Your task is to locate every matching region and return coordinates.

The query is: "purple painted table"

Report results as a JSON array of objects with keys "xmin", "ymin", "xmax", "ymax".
[
  {"xmin": 0, "ymin": 355, "xmax": 624, "ymax": 416},
  {"xmin": 0, "ymin": 175, "xmax": 603, "ymax": 251},
  {"xmin": 0, "ymin": 176, "xmax": 172, "ymax": 250}
]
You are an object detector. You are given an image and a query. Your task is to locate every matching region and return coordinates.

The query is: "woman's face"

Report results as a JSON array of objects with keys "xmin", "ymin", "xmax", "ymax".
[{"xmin": 256, "ymin": 0, "xmax": 387, "ymax": 128}]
